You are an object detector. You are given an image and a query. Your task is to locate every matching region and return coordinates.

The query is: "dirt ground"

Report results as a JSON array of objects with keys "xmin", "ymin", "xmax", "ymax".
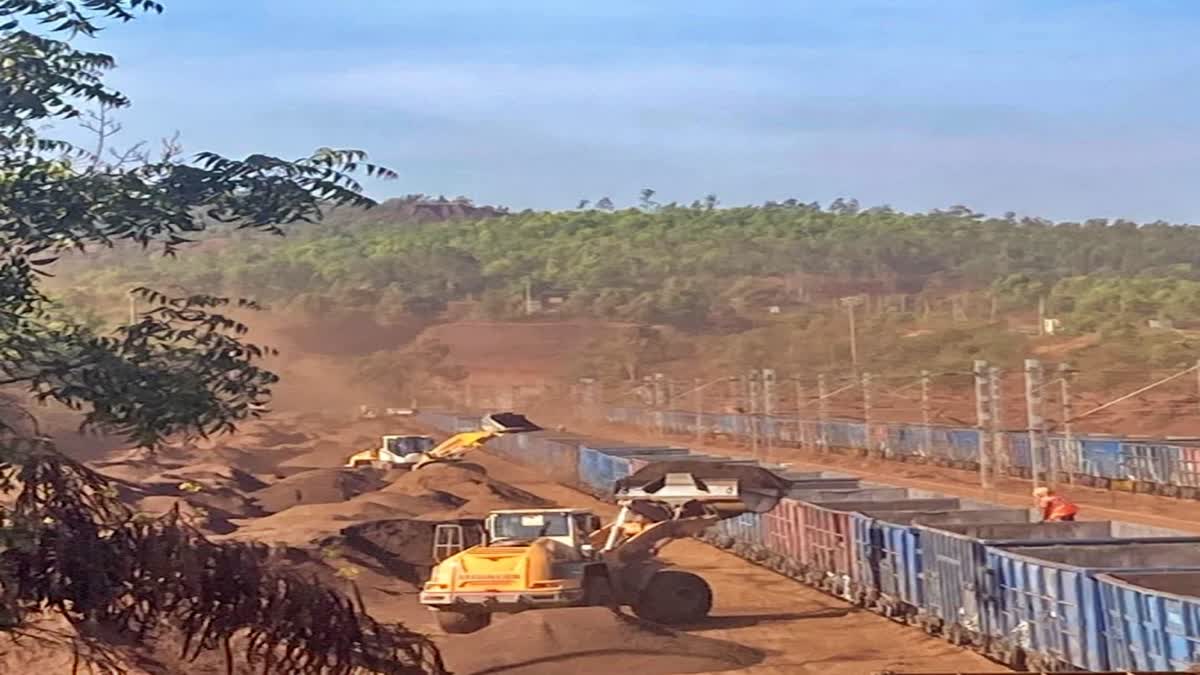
[
  {"xmin": 4, "ymin": 405, "xmax": 1007, "ymax": 675},
  {"xmin": 462, "ymin": 446, "xmax": 1000, "ymax": 675}
]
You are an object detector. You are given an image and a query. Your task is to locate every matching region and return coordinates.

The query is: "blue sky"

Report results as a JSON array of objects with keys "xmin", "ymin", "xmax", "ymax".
[{"xmin": 67, "ymin": 1, "xmax": 1200, "ymax": 221}]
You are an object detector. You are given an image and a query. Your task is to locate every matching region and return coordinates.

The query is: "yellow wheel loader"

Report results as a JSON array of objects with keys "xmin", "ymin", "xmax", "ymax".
[
  {"xmin": 345, "ymin": 412, "xmax": 541, "ymax": 471},
  {"xmin": 418, "ymin": 461, "xmax": 789, "ymax": 633}
]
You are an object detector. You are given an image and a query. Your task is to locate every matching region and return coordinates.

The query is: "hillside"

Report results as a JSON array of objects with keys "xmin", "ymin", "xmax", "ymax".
[{"xmin": 49, "ymin": 201, "xmax": 1200, "ymax": 439}]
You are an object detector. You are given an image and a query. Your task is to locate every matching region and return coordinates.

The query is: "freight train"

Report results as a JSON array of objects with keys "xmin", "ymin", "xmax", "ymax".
[{"xmin": 416, "ymin": 410, "xmax": 1200, "ymax": 672}]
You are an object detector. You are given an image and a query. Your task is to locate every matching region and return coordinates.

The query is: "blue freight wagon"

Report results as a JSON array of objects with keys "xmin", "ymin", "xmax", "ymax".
[
  {"xmin": 713, "ymin": 511, "xmax": 769, "ymax": 561},
  {"xmin": 949, "ymin": 535, "xmax": 1200, "ymax": 670},
  {"xmin": 1098, "ymin": 570, "xmax": 1200, "ymax": 671},
  {"xmin": 918, "ymin": 521, "xmax": 1194, "ymax": 650},
  {"xmin": 1121, "ymin": 441, "xmax": 1185, "ymax": 490},
  {"xmin": 790, "ymin": 487, "xmax": 908, "ymax": 502},
  {"xmin": 851, "ymin": 508, "xmax": 1033, "ymax": 619},
  {"xmin": 508, "ymin": 432, "xmax": 587, "ymax": 484},
  {"xmin": 576, "ymin": 446, "xmax": 691, "ymax": 496}
]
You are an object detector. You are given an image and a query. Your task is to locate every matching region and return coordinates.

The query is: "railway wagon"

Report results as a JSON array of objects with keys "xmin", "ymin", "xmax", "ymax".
[
  {"xmin": 717, "ymin": 481, "xmax": 879, "ymax": 569},
  {"xmin": 915, "ymin": 519, "xmax": 1197, "ymax": 662},
  {"xmin": 576, "ymin": 445, "xmax": 693, "ymax": 496},
  {"xmin": 850, "ymin": 508, "xmax": 1034, "ymax": 619},
  {"xmin": 793, "ymin": 496, "xmax": 970, "ymax": 598},
  {"xmin": 1098, "ymin": 570, "xmax": 1200, "ymax": 671},
  {"xmin": 501, "ymin": 431, "xmax": 589, "ymax": 485},
  {"xmin": 977, "ymin": 540, "xmax": 1200, "ymax": 670}
]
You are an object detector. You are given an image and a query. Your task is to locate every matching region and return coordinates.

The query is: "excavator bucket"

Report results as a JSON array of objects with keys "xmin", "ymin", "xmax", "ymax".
[
  {"xmin": 481, "ymin": 412, "xmax": 542, "ymax": 433},
  {"xmin": 613, "ymin": 460, "xmax": 791, "ymax": 515}
]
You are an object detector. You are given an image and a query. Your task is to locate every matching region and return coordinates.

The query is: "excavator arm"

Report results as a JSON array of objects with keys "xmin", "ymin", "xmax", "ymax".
[
  {"xmin": 411, "ymin": 412, "xmax": 542, "ymax": 469},
  {"xmin": 412, "ymin": 430, "xmax": 499, "ymax": 468}
]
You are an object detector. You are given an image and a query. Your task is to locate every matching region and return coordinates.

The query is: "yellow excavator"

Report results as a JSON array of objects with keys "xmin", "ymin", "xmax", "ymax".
[
  {"xmin": 418, "ymin": 460, "xmax": 789, "ymax": 632},
  {"xmin": 345, "ymin": 412, "xmax": 541, "ymax": 471}
]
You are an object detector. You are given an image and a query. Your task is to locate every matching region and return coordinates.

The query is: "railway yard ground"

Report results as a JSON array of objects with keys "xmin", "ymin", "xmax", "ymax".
[
  {"xmin": 20, "ymin": 398, "xmax": 1200, "ymax": 674},
  {"xmin": 4, "ymin": 409, "xmax": 1008, "ymax": 675}
]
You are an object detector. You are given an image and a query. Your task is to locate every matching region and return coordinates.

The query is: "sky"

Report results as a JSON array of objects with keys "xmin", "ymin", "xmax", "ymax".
[{"xmin": 62, "ymin": 0, "xmax": 1200, "ymax": 221}]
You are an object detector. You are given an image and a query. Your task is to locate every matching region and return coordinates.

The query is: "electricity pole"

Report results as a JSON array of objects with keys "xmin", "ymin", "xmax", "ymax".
[
  {"xmin": 748, "ymin": 370, "xmax": 760, "ymax": 460},
  {"xmin": 1060, "ymin": 362, "xmax": 1074, "ymax": 485},
  {"xmin": 920, "ymin": 370, "xmax": 932, "ymax": 456},
  {"xmin": 840, "ymin": 296, "xmax": 865, "ymax": 370},
  {"xmin": 1025, "ymin": 358, "xmax": 1046, "ymax": 489},
  {"xmin": 974, "ymin": 359, "xmax": 993, "ymax": 489}
]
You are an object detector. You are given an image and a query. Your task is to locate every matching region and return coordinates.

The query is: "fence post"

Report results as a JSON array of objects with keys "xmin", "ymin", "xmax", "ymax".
[
  {"xmin": 989, "ymin": 366, "xmax": 1003, "ymax": 481},
  {"xmin": 639, "ymin": 376, "xmax": 651, "ymax": 433},
  {"xmin": 653, "ymin": 373, "xmax": 666, "ymax": 437},
  {"xmin": 763, "ymin": 368, "xmax": 776, "ymax": 458},
  {"xmin": 862, "ymin": 371, "xmax": 874, "ymax": 455},
  {"xmin": 1060, "ymin": 362, "xmax": 1074, "ymax": 485},
  {"xmin": 920, "ymin": 369, "xmax": 932, "ymax": 456},
  {"xmin": 748, "ymin": 370, "xmax": 761, "ymax": 460},
  {"xmin": 737, "ymin": 373, "xmax": 748, "ymax": 446},
  {"xmin": 795, "ymin": 376, "xmax": 807, "ymax": 449},
  {"xmin": 817, "ymin": 373, "xmax": 830, "ymax": 451},
  {"xmin": 974, "ymin": 359, "xmax": 993, "ymax": 489},
  {"xmin": 1025, "ymin": 358, "xmax": 1046, "ymax": 489}
]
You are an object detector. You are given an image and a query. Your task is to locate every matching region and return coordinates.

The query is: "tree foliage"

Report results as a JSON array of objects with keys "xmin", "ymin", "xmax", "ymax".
[
  {"xmin": 0, "ymin": 2, "xmax": 447, "ymax": 672},
  {"xmin": 62, "ymin": 197, "xmax": 1200, "ymax": 336},
  {"xmin": 0, "ymin": 0, "xmax": 390, "ymax": 447}
]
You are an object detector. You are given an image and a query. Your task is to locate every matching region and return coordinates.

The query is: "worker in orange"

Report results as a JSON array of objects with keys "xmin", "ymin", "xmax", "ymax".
[{"xmin": 1033, "ymin": 486, "xmax": 1079, "ymax": 522}]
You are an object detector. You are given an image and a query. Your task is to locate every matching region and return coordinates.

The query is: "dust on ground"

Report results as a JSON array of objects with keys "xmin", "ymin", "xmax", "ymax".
[
  {"xmin": 441, "ymin": 607, "xmax": 763, "ymax": 675},
  {"xmin": 3, "ymin": 395, "xmax": 1007, "ymax": 674}
]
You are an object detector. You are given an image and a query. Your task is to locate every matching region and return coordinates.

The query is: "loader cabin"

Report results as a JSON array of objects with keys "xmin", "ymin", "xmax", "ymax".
[
  {"xmin": 486, "ymin": 509, "xmax": 602, "ymax": 551},
  {"xmin": 345, "ymin": 435, "xmax": 436, "ymax": 468}
]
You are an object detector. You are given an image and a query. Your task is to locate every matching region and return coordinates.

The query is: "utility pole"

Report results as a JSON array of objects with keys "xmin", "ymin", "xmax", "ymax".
[
  {"xmin": 862, "ymin": 371, "xmax": 874, "ymax": 455},
  {"xmin": 920, "ymin": 370, "xmax": 932, "ymax": 456},
  {"xmin": 748, "ymin": 370, "xmax": 761, "ymax": 460},
  {"xmin": 794, "ymin": 376, "xmax": 808, "ymax": 448},
  {"xmin": 1025, "ymin": 358, "xmax": 1046, "ymax": 489},
  {"xmin": 653, "ymin": 373, "xmax": 666, "ymax": 437},
  {"xmin": 737, "ymin": 373, "xmax": 748, "ymax": 446},
  {"xmin": 1195, "ymin": 359, "xmax": 1200, "ymax": 416},
  {"xmin": 840, "ymin": 296, "xmax": 865, "ymax": 370},
  {"xmin": 1037, "ymin": 296, "xmax": 1046, "ymax": 336},
  {"xmin": 579, "ymin": 378, "xmax": 596, "ymax": 420},
  {"xmin": 1060, "ymin": 363, "xmax": 1074, "ymax": 485},
  {"xmin": 974, "ymin": 360, "xmax": 993, "ymax": 489},
  {"xmin": 988, "ymin": 366, "xmax": 1003, "ymax": 481},
  {"xmin": 762, "ymin": 369, "xmax": 776, "ymax": 458},
  {"xmin": 693, "ymin": 377, "xmax": 703, "ymax": 442},
  {"xmin": 817, "ymin": 374, "xmax": 830, "ymax": 450}
]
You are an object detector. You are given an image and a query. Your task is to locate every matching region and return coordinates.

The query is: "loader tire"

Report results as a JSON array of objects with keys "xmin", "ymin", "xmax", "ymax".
[
  {"xmin": 434, "ymin": 610, "xmax": 491, "ymax": 634},
  {"xmin": 632, "ymin": 570, "xmax": 712, "ymax": 625}
]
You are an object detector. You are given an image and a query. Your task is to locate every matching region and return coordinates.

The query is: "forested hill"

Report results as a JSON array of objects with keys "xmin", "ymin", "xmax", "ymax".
[{"xmin": 58, "ymin": 200, "xmax": 1200, "ymax": 335}]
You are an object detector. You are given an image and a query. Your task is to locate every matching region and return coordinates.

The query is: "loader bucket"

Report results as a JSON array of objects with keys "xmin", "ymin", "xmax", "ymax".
[
  {"xmin": 481, "ymin": 412, "xmax": 542, "ymax": 433},
  {"xmin": 614, "ymin": 460, "xmax": 790, "ymax": 514}
]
